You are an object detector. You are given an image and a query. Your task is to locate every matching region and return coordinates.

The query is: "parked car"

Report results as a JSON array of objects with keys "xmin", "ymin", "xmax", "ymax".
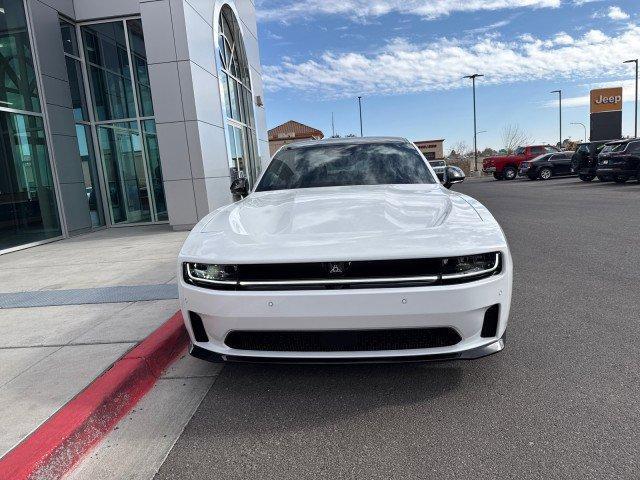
[
  {"xmin": 596, "ymin": 139, "xmax": 640, "ymax": 183},
  {"xmin": 483, "ymin": 145, "xmax": 560, "ymax": 180},
  {"xmin": 518, "ymin": 151, "xmax": 575, "ymax": 180},
  {"xmin": 179, "ymin": 137, "xmax": 512, "ymax": 363},
  {"xmin": 429, "ymin": 159, "xmax": 447, "ymax": 180},
  {"xmin": 570, "ymin": 140, "xmax": 611, "ymax": 182}
]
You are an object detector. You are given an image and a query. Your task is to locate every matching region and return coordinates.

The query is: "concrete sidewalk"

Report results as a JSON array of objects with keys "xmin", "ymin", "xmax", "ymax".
[{"xmin": 0, "ymin": 226, "xmax": 188, "ymax": 458}]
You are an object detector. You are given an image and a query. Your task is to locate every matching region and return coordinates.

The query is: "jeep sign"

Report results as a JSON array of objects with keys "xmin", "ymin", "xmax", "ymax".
[{"xmin": 590, "ymin": 87, "xmax": 623, "ymax": 113}]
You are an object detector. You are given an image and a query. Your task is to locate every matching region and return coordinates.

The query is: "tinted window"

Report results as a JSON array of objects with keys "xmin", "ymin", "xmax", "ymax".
[
  {"xmin": 256, "ymin": 142, "xmax": 436, "ymax": 192},
  {"xmin": 531, "ymin": 146, "xmax": 545, "ymax": 155},
  {"xmin": 602, "ymin": 143, "xmax": 628, "ymax": 154},
  {"xmin": 544, "ymin": 146, "xmax": 558, "ymax": 153}
]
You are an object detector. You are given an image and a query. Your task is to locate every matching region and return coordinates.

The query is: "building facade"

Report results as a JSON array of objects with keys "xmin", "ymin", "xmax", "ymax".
[
  {"xmin": 268, "ymin": 120, "xmax": 323, "ymax": 155},
  {"xmin": 0, "ymin": 0, "xmax": 268, "ymax": 254},
  {"xmin": 414, "ymin": 139, "xmax": 445, "ymax": 160}
]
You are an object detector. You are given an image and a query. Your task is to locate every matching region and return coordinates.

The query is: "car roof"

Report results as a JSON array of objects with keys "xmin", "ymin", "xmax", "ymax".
[
  {"xmin": 282, "ymin": 136, "xmax": 409, "ymax": 149},
  {"xmin": 604, "ymin": 139, "xmax": 635, "ymax": 145}
]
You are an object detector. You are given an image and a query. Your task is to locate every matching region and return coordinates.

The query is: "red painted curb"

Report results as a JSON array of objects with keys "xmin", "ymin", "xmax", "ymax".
[{"xmin": 0, "ymin": 311, "xmax": 188, "ymax": 480}]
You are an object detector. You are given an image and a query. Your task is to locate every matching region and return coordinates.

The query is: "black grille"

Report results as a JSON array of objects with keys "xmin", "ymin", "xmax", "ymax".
[
  {"xmin": 224, "ymin": 328, "xmax": 462, "ymax": 352},
  {"xmin": 236, "ymin": 258, "xmax": 442, "ymax": 281}
]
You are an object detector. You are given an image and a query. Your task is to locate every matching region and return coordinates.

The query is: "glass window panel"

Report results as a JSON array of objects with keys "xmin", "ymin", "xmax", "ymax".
[
  {"xmin": 59, "ymin": 20, "xmax": 79, "ymax": 57},
  {"xmin": 75, "ymin": 124, "xmax": 104, "ymax": 227},
  {"xmin": 82, "ymin": 22, "xmax": 136, "ymax": 121},
  {"xmin": 0, "ymin": 0, "xmax": 41, "ymax": 112},
  {"xmin": 126, "ymin": 20, "xmax": 154, "ymax": 117},
  {"xmin": 217, "ymin": 6, "xmax": 259, "ymax": 189},
  {"xmin": 96, "ymin": 121, "xmax": 150, "ymax": 224},
  {"xmin": 0, "ymin": 112, "xmax": 61, "ymax": 250},
  {"xmin": 141, "ymin": 120, "xmax": 166, "ymax": 221},
  {"xmin": 229, "ymin": 78, "xmax": 240, "ymax": 121},
  {"xmin": 65, "ymin": 57, "xmax": 89, "ymax": 122}
]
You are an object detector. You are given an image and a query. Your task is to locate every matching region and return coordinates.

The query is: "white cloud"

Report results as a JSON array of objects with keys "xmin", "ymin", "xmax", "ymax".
[
  {"xmin": 592, "ymin": 6, "xmax": 631, "ymax": 20},
  {"xmin": 257, "ymin": 0, "xmax": 560, "ymax": 22},
  {"xmin": 607, "ymin": 6, "xmax": 630, "ymax": 20},
  {"xmin": 263, "ymin": 25, "xmax": 640, "ymax": 98},
  {"xmin": 545, "ymin": 78, "xmax": 637, "ymax": 108}
]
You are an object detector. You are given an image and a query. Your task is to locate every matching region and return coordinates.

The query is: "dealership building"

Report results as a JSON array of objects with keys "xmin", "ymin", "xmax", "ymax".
[
  {"xmin": 414, "ymin": 139, "xmax": 445, "ymax": 160},
  {"xmin": 0, "ymin": 0, "xmax": 268, "ymax": 254}
]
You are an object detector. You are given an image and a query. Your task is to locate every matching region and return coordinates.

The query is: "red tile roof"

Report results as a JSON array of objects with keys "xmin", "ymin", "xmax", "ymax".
[{"xmin": 268, "ymin": 120, "xmax": 324, "ymax": 141}]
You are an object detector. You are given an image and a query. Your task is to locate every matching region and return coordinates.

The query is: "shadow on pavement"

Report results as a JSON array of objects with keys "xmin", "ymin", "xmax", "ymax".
[{"xmin": 203, "ymin": 362, "xmax": 466, "ymax": 434}]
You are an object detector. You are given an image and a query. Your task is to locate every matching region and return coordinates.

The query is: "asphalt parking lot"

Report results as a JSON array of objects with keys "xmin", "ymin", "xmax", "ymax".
[{"xmin": 155, "ymin": 177, "xmax": 640, "ymax": 480}]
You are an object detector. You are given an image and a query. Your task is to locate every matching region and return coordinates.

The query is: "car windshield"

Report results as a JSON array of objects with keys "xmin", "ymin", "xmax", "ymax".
[
  {"xmin": 256, "ymin": 141, "xmax": 437, "ymax": 192},
  {"xmin": 514, "ymin": 147, "xmax": 526, "ymax": 155},
  {"xmin": 430, "ymin": 160, "xmax": 446, "ymax": 167},
  {"xmin": 531, "ymin": 154, "xmax": 548, "ymax": 162}
]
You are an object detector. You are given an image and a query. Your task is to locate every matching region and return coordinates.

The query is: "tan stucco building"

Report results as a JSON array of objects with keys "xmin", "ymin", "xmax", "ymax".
[
  {"xmin": 268, "ymin": 121, "xmax": 324, "ymax": 156},
  {"xmin": 414, "ymin": 139, "xmax": 445, "ymax": 160}
]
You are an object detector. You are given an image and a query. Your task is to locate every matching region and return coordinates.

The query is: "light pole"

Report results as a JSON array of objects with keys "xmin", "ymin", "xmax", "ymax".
[
  {"xmin": 624, "ymin": 59, "xmax": 638, "ymax": 138},
  {"xmin": 464, "ymin": 74, "xmax": 484, "ymax": 172},
  {"xmin": 357, "ymin": 96, "xmax": 363, "ymax": 137},
  {"xmin": 570, "ymin": 122, "xmax": 587, "ymax": 142},
  {"xmin": 551, "ymin": 90, "xmax": 562, "ymax": 147}
]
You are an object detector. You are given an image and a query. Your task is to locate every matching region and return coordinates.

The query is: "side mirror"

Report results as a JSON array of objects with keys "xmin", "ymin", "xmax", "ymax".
[
  {"xmin": 230, "ymin": 177, "xmax": 249, "ymax": 197},
  {"xmin": 443, "ymin": 166, "xmax": 465, "ymax": 189}
]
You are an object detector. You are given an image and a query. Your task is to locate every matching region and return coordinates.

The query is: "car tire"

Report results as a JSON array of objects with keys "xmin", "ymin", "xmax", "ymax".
[
  {"xmin": 493, "ymin": 172, "xmax": 503, "ymax": 180},
  {"xmin": 614, "ymin": 176, "xmax": 628, "ymax": 184},
  {"xmin": 597, "ymin": 175, "xmax": 611, "ymax": 182},
  {"xmin": 538, "ymin": 168, "xmax": 553, "ymax": 180},
  {"xmin": 579, "ymin": 174, "xmax": 594, "ymax": 182},
  {"xmin": 503, "ymin": 167, "xmax": 517, "ymax": 180}
]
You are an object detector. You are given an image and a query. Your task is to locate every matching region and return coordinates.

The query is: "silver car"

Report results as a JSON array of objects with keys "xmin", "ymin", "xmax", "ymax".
[{"xmin": 429, "ymin": 160, "xmax": 447, "ymax": 180}]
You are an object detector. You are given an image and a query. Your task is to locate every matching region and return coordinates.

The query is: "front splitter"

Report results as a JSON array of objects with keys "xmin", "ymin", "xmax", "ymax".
[{"xmin": 189, "ymin": 334, "xmax": 505, "ymax": 365}]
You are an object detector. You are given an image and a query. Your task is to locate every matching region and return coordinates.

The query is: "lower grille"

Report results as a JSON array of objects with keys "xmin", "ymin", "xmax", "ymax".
[{"xmin": 224, "ymin": 328, "xmax": 462, "ymax": 352}]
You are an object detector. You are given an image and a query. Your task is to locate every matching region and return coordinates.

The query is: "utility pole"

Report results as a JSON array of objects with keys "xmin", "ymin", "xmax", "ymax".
[
  {"xmin": 357, "ymin": 96, "xmax": 363, "ymax": 137},
  {"xmin": 624, "ymin": 59, "xmax": 638, "ymax": 137},
  {"xmin": 331, "ymin": 112, "xmax": 335, "ymax": 137},
  {"xmin": 551, "ymin": 90, "xmax": 562, "ymax": 147},
  {"xmin": 464, "ymin": 74, "xmax": 484, "ymax": 172}
]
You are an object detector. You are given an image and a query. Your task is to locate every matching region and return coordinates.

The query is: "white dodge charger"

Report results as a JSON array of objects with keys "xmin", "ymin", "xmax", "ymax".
[{"xmin": 178, "ymin": 137, "xmax": 512, "ymax": 363}]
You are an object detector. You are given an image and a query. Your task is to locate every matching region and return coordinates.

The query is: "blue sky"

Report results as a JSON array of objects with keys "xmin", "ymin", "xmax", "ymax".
[{"xmin": 255, "ymin": 0, "xmax": 640, "ymax": 151}]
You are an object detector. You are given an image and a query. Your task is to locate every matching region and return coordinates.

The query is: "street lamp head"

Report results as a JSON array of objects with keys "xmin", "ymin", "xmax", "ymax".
[
  {"xmin": 463, "ymin": 74, "xmax": 484, "ymax": 80},
  {"xmin": 623, "ymin": 59, "xmax": 638, "ymax": 64},
  {"xmin": 551, "ymin": 90, "xmax": 561, "ymax": 94}
]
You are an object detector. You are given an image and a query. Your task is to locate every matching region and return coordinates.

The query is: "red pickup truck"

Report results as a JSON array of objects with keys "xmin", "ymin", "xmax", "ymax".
[{"xmin": 483, "ymin": 145, "xmax": 560, "ymax": 180}]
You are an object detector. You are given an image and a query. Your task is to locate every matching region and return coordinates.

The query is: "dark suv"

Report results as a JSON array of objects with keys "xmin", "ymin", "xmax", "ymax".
[
  {"xmin": 596, "ymin": 139, "xmax": 640, "ymax": 184},
  {"xmin": 518, "ymin": 151, "xmax": 574, "ymax": 180},
  {"xmin": 570, "ymin": 140, "xmax": 611, "ymax": 182}
]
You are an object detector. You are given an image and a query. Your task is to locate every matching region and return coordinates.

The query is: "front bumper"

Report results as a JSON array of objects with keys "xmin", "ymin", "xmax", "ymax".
[
  {"xmin": 179, "ymin": 267, "xmax": 512, "ymax": 362},
  {"xmin": 483, "ymin": 167, "xmax": 496, "ymax": 173}
]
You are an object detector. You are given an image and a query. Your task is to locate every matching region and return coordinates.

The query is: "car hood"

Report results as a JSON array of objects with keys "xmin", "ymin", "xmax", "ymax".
[{"xmin": 180, "ymin": 184, "xmax": 507, "ymax": 263}]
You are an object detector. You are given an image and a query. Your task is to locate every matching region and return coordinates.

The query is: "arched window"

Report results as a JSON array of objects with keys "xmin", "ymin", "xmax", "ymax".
[{"xmin": 217, "ymin": 5, "xmax": 260, "ymax": 190}]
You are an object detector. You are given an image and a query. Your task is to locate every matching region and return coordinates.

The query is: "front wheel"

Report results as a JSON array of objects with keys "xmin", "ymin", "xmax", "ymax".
[
  {"xmin": 538, "ymin": 167, "xmax": 553, "ymax": 180},
  {"xmin": 503, "ymin": 166, "xmax": 517, "ymax": 180},
  {"xmin": 579, "ymin": 174, "xmax": 594, "ymax": 182},
  {"xmin": 597, "ymin": 175, "xmax": 611, "ymax": 182}
]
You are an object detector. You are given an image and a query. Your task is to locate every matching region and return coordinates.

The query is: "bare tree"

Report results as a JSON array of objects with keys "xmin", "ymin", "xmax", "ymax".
[
  {"xmin": 501, "ymin": 124, "xmax": 532, "ymax": 153},
  {"xmin": 449, "ymin": 140, "xmax": 470, "ymax": 158}
]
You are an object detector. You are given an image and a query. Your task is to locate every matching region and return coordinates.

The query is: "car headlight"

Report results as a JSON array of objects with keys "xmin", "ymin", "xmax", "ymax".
[
  {"xmin": 442, "ymin": 253, "xmax": 500, "ymax": 280},
  {"xmin": 184, "ymin": 263, "xmax": 238, "ymax": 285}
]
